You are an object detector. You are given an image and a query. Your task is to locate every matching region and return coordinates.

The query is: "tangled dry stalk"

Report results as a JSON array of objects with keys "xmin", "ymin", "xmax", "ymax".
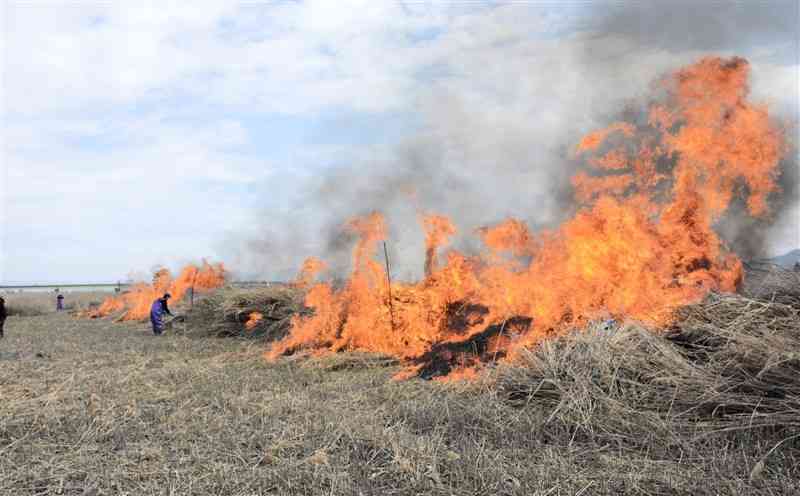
[
  {"xmin": 187, "ymin": 285, "xmax": 306, "ymax": 341},
  {"xmin": 741, "ymin": 261, "xmax": 800, "ymax": 306}
]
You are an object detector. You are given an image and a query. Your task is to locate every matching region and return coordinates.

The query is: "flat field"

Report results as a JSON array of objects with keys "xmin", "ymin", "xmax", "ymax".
[{"xmin": 0, "ymin": 307, "xmax": 798, "ymax": 495}]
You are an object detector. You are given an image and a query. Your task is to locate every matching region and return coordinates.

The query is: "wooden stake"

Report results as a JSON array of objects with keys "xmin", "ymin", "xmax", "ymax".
[
  {"xmin": 190, "ymin": 271, "xmax": 198, "ymax": 310},
  {"xmin": 383, "ymin": 241, "xmax": 396, "ymax": 331}
]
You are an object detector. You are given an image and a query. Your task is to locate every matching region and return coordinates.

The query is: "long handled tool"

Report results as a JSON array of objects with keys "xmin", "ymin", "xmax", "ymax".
[{"xmin": 164, "ymin": 314, "xmax": 186, "ymax": 334}]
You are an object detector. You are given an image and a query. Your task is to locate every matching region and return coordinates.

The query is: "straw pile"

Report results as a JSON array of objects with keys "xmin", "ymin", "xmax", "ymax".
[
  {"xmin": 488, "ymin": 265, "xmax": 800, "ymax": 467},
  {"xmin": 741, "ymin": 261, "xmax": 800, "ymax": 306},
  {"xmin": 187, "ymin": 285, "xmax": 306, "ymax": 340}
]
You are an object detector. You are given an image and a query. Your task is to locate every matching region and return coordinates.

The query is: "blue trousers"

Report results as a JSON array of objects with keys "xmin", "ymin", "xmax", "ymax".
[{"xmin": 151, "ymin": 313, "xmax": 164, "ymax": 335}]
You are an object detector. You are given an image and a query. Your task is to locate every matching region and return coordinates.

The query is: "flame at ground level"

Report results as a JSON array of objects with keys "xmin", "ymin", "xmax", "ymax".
[
  {"xmin": 84, "ymin": 261, "xmax": 226, "ymax": 321},
  {"xmin": 266, "ymin": 57, "xmax": 789, "ymax": 379},
  {"xmin": 245, "ymin": 312, "xmax": 264, "ymax": 330}
]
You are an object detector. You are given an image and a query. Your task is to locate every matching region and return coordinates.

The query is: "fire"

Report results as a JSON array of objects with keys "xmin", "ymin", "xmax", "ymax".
[
  {"xmin": 268, "ymin": 57, "xmax": 787, "ymax": 378},
  {"xmin": 293, "ymin": 257, "xmax": 328, "ymax": 288},
  {"xmin": 423, "ymin": 214, "xmax": 457, "ymax": 278},
  {"xmin": 86, "ymin": 261, "xmax": 226, "ymax": 320},
  {"xmin": 245, "ymin": 312, "xmax": 264, "ymax": 330}
]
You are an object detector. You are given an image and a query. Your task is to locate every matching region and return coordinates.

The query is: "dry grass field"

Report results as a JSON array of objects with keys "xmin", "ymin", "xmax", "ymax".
[
  {"xmin": 1, "ymin": 286, "xmax": 799, "ymax": 495},
  {"xmin": 2, "ymin": 291, "xmax": 109, "ymax": 317}
]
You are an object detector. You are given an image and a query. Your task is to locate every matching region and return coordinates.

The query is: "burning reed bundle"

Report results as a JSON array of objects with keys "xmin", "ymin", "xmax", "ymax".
[
  {"xmin": 265, "ymin": 56, "xmax": 795, "ymax": 382},
  {"xmin": 187, "ymin": 285, "xmax": 306, "ymax": 341},
  {"xmin": 82, "ymin": 262, "xmax": 226, "ymax": 322}
]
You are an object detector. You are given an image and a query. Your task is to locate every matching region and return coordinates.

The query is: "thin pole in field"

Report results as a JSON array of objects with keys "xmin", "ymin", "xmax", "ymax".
[{"xmin": 383, "ymin": 241, "xmax": 396, "ymax": 331}]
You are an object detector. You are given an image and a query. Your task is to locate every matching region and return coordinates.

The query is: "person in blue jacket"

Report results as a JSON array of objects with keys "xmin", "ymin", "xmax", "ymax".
[
  {"xmin": 150, "ymin": 293, "xmax": 173, "ymax": 335},
  {"xmin": 0, "ymin": 296, "xmax": 6, "ymax": 339}
]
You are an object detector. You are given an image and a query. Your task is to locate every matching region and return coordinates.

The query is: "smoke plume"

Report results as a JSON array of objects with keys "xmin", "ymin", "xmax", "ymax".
[{"xmin": 229, "ymin": 1, "xmax": 798, "ymax": 280}]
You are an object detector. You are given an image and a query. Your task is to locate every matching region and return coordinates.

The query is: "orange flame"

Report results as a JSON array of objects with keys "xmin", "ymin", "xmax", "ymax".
[
  {"xmin": 293, "ymin": 257, "xmax": 328, "ymax": 288},
  {"xmin": 245, "ymin": 312, "xmax": 264, "ymax": 330},
  {"xmin": 268, "ymin": 57, "xmax": 787, "ymax": 378},
  {"xmin": 86, "ymin": 261, "xmax": 226, "ymax": 320},
  {"xmin": 422, "ymin": 213, "xmax": 457, "ymax": 277}
]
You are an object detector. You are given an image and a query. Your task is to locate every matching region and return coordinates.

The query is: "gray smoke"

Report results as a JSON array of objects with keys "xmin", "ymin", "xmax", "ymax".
[
  {"xmin": 227, "ymin": 1, "xmax": 799, "ymax": 280},
  {"xmin": 584, "ymin": 0, "xmax": 797, "ymax": 54}
]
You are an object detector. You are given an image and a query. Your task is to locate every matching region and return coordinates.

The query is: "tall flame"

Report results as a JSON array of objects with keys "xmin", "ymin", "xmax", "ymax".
[
  {"xmin": 293, "ymin": 257, "xmax": 328, "ymax": 289},
  {"xmin": 423, "ymin": 214, "xmax": 457, "ymax": 278},
  {"xmin": 268, "ymin": 57, "xmax": 787, "ymax": 378},
  {"xmin": 86, "ymin": 261, "xmax": 226, "ymax": 320}
]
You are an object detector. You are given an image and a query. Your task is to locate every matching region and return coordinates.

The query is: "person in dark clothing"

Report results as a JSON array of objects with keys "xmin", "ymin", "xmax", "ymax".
[
  {"xmin": 150, "ymin": 293, "xmax": 173, "ymax": 335},
  {"xmin": 0, "ymin": 297, "xmax": 7, "ymax": 339},
  {"xmin": 56, "ymin": 293, "xmax": 65, "ymax": 311}
]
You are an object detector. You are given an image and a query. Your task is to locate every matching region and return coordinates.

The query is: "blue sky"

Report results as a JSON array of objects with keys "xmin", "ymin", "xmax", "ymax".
[{"xmin": 1, "ymin": 1, "xmax": 798, "ymax": 284}]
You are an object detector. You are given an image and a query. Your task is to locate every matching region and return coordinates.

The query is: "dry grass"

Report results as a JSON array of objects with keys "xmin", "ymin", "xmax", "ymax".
[
  {"xmin": 741, "ymin": 261, "xmax": 800, "ymax": 306},
  {"xmin": 300, "ymin": 352, "xmax": 400, "ymax": 372},
  {"xmin": 186, "ymin": 285, "xmax": 306, "ymax": 341},
  {"xmin": 1, "ymin": 291, "xmax": 110, "ymax": 317},
  {"xmin": 1, "ymin": 272, "xmax": 799, "ymax": 495},
  {"xmin": 487, "ymin": 303, "xmax": 800, "ymax": 493}
]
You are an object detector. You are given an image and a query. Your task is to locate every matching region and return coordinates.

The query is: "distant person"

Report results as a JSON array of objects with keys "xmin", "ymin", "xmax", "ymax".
[
  {"xmin": 150, "ymin": 293, "xmax": 173, "ymax": 336},
  {"xmin": 0, "ymin": 297, "xmax": 6, "ymax": 339},
  {"xmin": 56, "ymin": 293, "xmax": 65, "ymax": 311},
  {"xmin": 794, "ymin": 261, "xmax": 800, "ymax": 273}
]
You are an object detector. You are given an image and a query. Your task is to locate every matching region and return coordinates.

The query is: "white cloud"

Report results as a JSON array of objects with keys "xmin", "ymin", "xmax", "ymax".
[
  {"xmin": 4, "ymin": 1, "xmax": 445, "ymax": 116},
  {"xmin": 2, "ymin": 112, "xmax": 270, "ymax": 282},
  {"xmin": 2, "ymin": 1, "xmax": 797, "ymax": 282}
]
